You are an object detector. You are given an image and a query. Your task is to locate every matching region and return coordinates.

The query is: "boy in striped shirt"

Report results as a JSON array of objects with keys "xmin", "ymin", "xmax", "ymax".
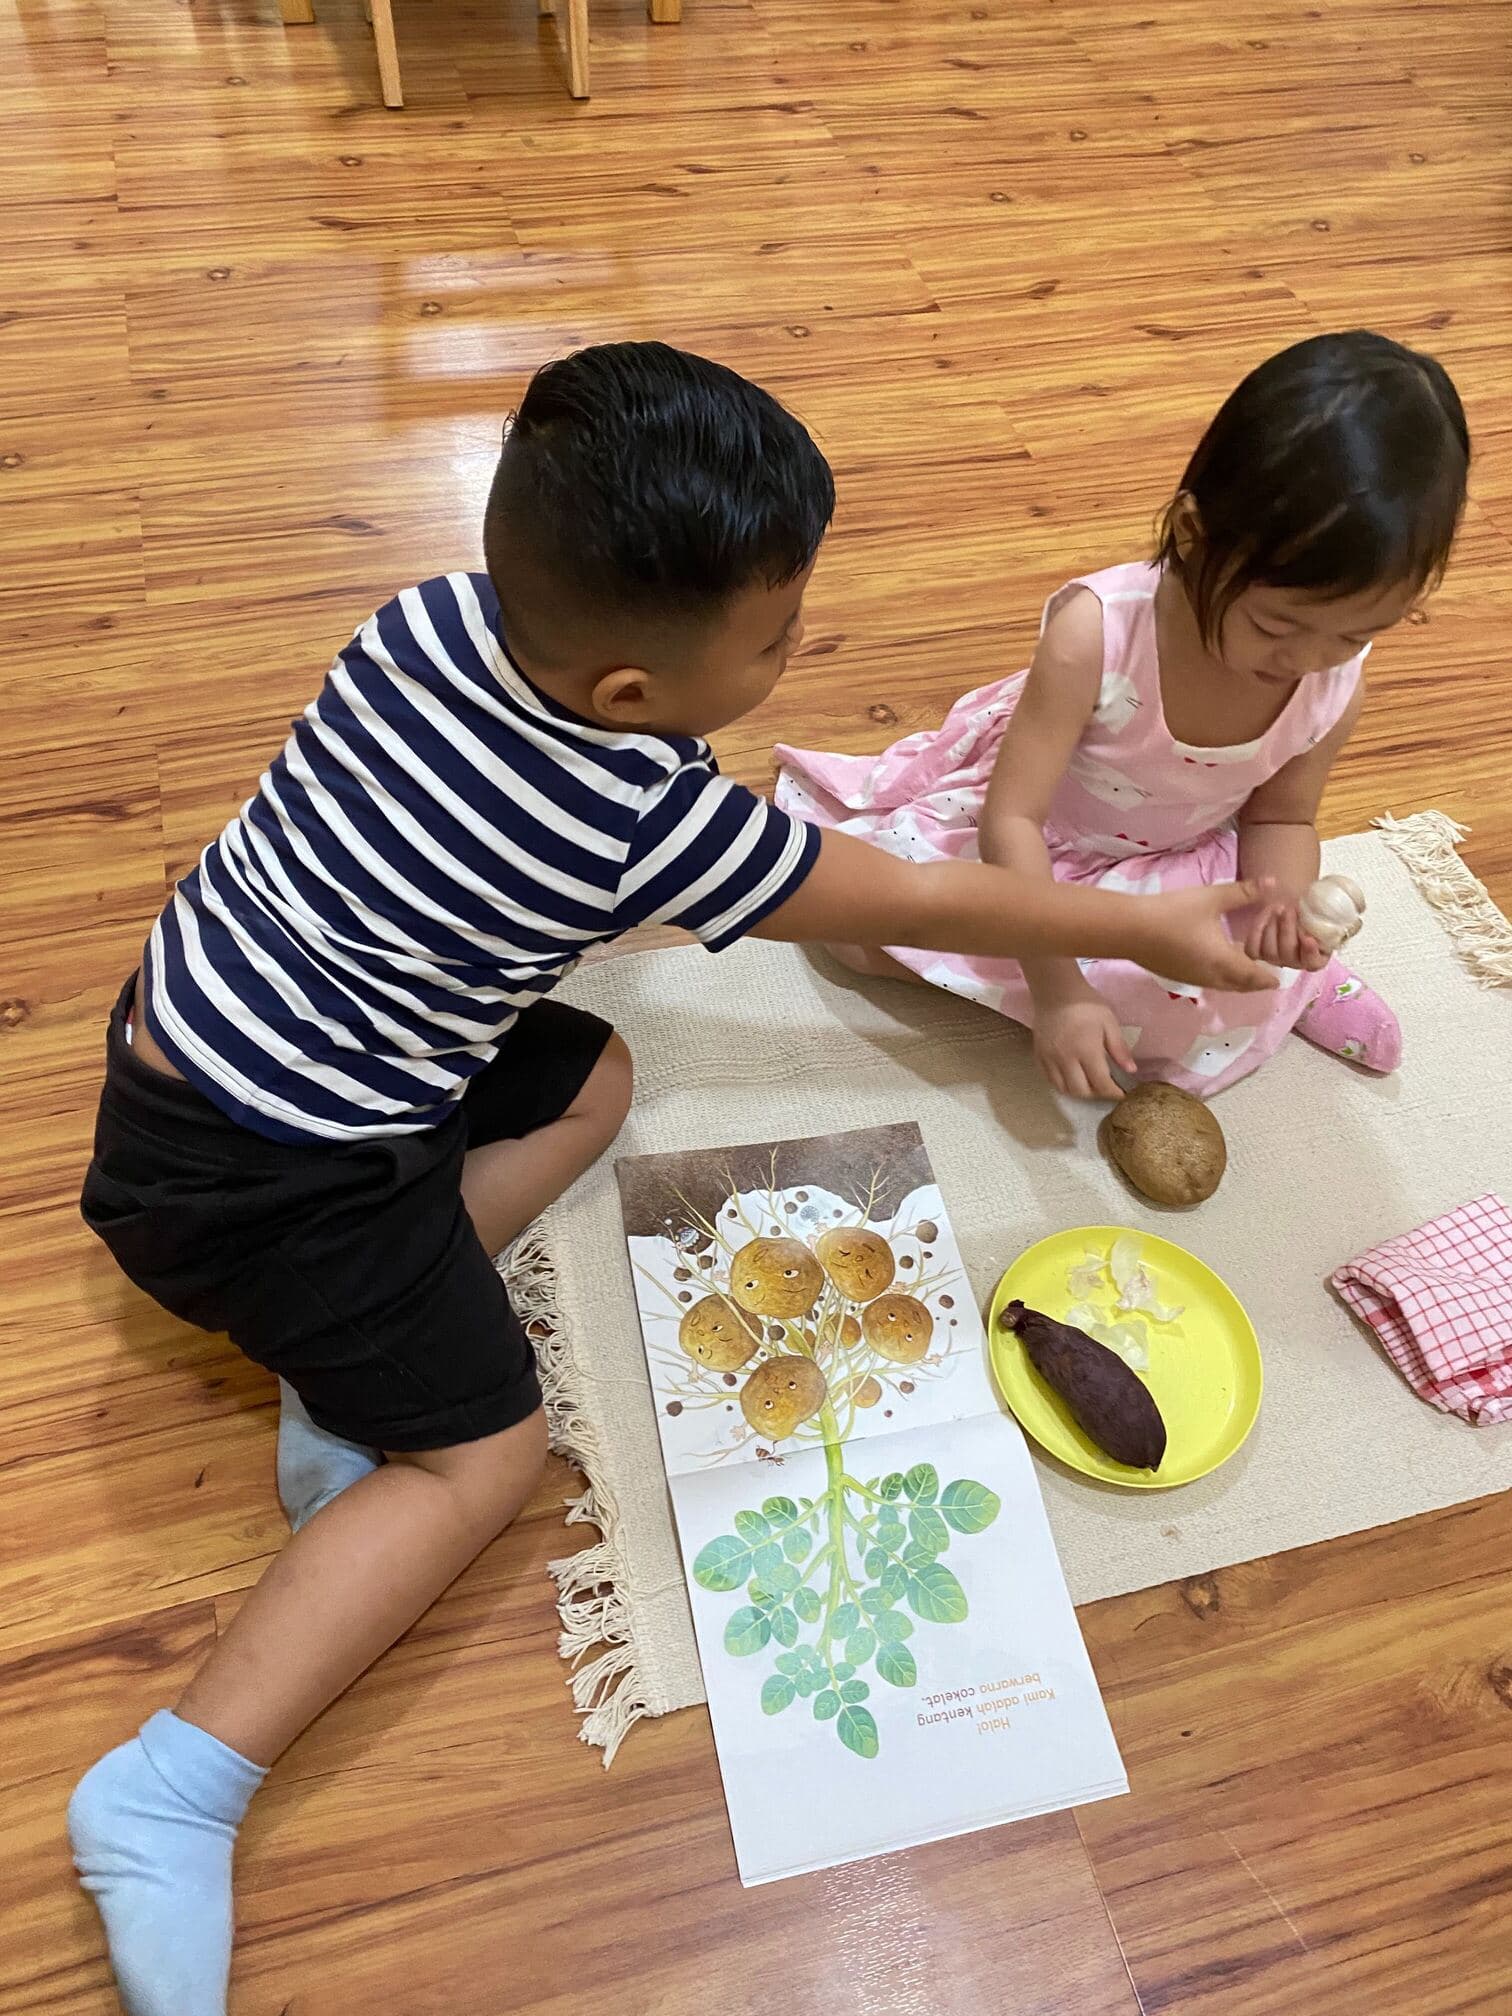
[{"xmin": 71, "ymin": 342, "xmax": 1272, "ymax": 2013}]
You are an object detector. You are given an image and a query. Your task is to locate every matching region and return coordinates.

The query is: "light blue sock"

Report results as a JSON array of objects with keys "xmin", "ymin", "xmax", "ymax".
[
  {"xmin": 69, "ymin": 1710, "xmax": 266, "ymax": 2016},
  {"xmin": 275, "ymin": 1377, "xmax": 381, "ymax": 1532}
]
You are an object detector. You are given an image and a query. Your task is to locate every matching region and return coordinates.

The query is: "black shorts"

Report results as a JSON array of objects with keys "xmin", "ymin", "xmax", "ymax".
[{"xmin": 80, "ymin": 974, "xmax": 614, "ymax": 1451}]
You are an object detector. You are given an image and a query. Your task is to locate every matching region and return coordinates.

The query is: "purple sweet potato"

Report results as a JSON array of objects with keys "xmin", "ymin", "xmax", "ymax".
[{"xmin": 1001, "ymin": 1300, "xmax": 1167, "ymax": 1471}]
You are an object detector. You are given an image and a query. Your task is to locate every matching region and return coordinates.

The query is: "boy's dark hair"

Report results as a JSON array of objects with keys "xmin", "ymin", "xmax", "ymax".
[
  {"xmin": 1156, "ymin": 330, "xmax": 1469, "ymax": 644},
  {"xmin": 484, "ymin": 343, "xmax": 834, "ymax": 655}
]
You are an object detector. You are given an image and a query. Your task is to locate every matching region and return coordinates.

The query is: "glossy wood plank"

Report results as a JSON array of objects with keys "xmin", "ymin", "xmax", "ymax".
[
  {"xmin": 3, "ymin": 0, "xmax": 1511, "ymax": 2006},
  {"xmin": 0, "ymin": 950, "xmax": 144, "ymax": 1216},
  {"xmin": 0, "ymin": 1196, "xmax": 263, "ymax": 1462},
  {"xmin": 1075, "ymin": 1495, "xmax": 1512, "ymax": 2014},
  {"xmin": 1, "ymin": 1602, "xmax": 221, "ymax": 2016},
  {"xmin": 0, "ymin": 743, "xmax": 164, "ymax": 948},
  {"xmin": 0, "ymin": 1408, "xmax": 286, "ymax": 1656}
]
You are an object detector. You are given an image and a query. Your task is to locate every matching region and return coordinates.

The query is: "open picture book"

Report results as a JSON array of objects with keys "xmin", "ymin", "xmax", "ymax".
[{"xmin": 616, "ymin": 1120, "xmax": 1127, "ymax": 1884}]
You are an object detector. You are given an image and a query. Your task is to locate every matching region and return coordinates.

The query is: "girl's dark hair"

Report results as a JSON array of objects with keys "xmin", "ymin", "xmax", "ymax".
[
  {"xmin": 484, "ymin": 342, "xmax": 835, "ymax": 622},
  {"xmin": 1156, "ymin": 331, "xmax": 1469, "ymax": 643}
]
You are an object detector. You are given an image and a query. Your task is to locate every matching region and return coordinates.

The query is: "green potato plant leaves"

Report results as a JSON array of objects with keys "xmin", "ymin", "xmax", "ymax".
[
  {"xmin": 692, "ymin": 1534, "xmax": 750, "ymax": 1592},
  {"xmin": 761, "ymin": 1674, "xmax": 796, "ymax": 1715},
  {"xmin": 877, "ymin": 1643, "xmax": 918, "ymax": 1689},
  {"xmin": 906, "ymin": 1561, "xmax": 969, "ymax": 1625},
  {"xmin": 675, "ymin": 1196, "xmax": 1000, "ymax": 1761},
  {"xmin": 837, "ymin": 1705, "xmax": 880, "ymax": 1759},
  {"xmin": 696, "ymin": 1462, "xmax": 997, "ymax": 1758},
  {"xmin": 903, "ymin": 1463, "xmax": 939, "ymax": 1503},
  {"xmin": 940, "ymin": 1479, "xmax": 1001, "ymax": 1534},
  {"xmin": 793, "ymin": 1586, "xmax": 823, "ymax": 1625},
  {"xmin": 723, "ymin": 1605, "xmax": 771, "ymax": 1656}
]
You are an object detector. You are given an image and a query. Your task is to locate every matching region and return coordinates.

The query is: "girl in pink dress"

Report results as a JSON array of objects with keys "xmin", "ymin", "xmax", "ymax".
[{"xmin": 776, "ymin": 332, "xmax": 1470, "ymax": 1100}]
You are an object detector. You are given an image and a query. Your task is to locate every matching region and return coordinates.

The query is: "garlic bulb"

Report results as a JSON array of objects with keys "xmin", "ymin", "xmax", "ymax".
[{"xmin": 1298, "ymin": 872, "xmax": 1365, "ymax": 952}]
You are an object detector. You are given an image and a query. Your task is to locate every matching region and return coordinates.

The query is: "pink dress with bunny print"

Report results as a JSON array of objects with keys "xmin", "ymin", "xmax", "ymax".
[{"xmin": 774, "ymin": 561, "xmax": 1367, "ymax": 1097}]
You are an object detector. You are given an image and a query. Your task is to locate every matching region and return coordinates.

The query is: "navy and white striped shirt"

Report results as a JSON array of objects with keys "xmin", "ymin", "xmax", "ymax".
[{"xmin": 144, "ymin": 572, "xmax": 819, "ymax": 1143}]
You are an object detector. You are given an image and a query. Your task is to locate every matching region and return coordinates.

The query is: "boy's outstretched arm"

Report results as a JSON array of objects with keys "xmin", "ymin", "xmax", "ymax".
[{"xmin": 750, "ymin": 827, "xmax": 1279, "ymax": 995}]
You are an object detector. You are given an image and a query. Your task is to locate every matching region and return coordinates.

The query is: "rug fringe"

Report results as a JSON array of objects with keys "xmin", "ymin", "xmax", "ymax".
[
  {"xmin": 1373, "ymin": 811, "xmax": 1512, "ymax": 987},
  {"xmin": 503, "ymin": 1228, "xmax": 648, "ymax": 1768}
]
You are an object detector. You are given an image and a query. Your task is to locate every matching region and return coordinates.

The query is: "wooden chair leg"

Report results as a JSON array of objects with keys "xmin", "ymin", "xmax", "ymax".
[
  {"xmin": 648, "ymin": 0, "xmax": 680, "ymax": 20},
  {"xmin": 566, "ymin": 0, "xmax": 589, "ymax": 97},
  {"xmin": 370, "ymin": 0, "xmax": 403, "ymax": 105},
  {"xmin": 279, "ymin": 0, "xmax": 316, "ymax": 24},
  {"xmin": 538, "ymin": 0, "xmax": 555, "ymax": 15}
]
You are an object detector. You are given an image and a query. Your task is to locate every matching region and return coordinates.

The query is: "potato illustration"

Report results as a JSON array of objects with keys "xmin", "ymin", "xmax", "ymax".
[
  {"xmin": 730, "ymin": 1237, "xmax": 824, "ymax": 1318},
  {"xmin": 739, "ymin": 1355, "xmax": 828, "ymax": 1438},
  {"xmin": 677, "ymin": 1294, "xmax": 763, "ymax": 1371},
  {"xmin": 862, "ymin": 1293, "xmax": 933, "ymax": 1363},
  {"xmin": 817, "ymin": 1312, "xmax": 863, "ymax": 1352},
  {"xmin": 815, "ymin": 1227, "xmax": 896, "ymax": 1304},
  {"xmin": 847, "ymin": 1374, "xmax": 883, "ymax": 1409}
]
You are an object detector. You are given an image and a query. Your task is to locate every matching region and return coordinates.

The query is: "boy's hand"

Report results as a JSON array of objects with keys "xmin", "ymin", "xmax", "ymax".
[
  {"xmin": 1033, "ymin": 994, "xmax": 1137, "ymax": 1101},
  {"xmin": 1241, "ymin": 899, "xmax": 1330, "ymax": 974},
  {"xmin": 1135, "ymin": 882, "xmax": 1280, "ymax": 993}
]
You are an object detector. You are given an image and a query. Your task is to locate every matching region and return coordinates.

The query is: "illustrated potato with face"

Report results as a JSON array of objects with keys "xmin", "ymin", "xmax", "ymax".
[
  {"xmin": 677, "ymin": 1294, "xmax": 764, "ymax": 1372},
  {"xmin": 740, "ymin": 1355, "xmax": 828, "ymax": 1438},
  {"xmin": 730, "ymin": 1237, "xmax": 824, "ymax": 1319},
  {"xmin": 862, "ymin": 1293, "xmax": 933, "ymax": 1364},
  {"xmin": 814, "ymin": 1227, "xmax": 896, "ymax": 1304}
]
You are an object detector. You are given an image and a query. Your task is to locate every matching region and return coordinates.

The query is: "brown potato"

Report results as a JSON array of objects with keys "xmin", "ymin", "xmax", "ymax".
[
  {"xmin": 814, "ymin": 1227, "xmax": 896, "ymax": 1303},
  {"xmin": 1099, "ymin": 1080, "xmax": 1226, "ymax": 1206},
  {"xmin": 677, "ymin": 1294, "xmax": 763, "ymax": 1371},
  {"xmin": 847, "ymin": 1374, "xmax": 883, "ymax": 1409},
  {"xmin": 729, "ymin": 1237, "xmax": 825, "ymax": 1318},
  {"xmin": 1001, "ymin": 1301, "xmax": 1166, "ymax": 1469},
  {"xmin": 739, "ymin": 1355, "xmax": 828, "ymax": 1438},
  {"xmin": 817, "ymin": 1312, "xmax": 863, "ymax": 1352},
  {"xmin": 861, "ymin": 1293, "xmax": 933, "ymax": 1363}
]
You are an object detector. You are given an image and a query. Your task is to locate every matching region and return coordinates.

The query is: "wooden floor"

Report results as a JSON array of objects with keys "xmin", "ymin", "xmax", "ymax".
[{"xmin": 3, "ymin": 0, "xmax": 1511, "ymax": 2008}]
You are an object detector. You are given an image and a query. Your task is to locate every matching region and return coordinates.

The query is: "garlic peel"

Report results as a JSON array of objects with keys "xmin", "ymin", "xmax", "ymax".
[{"xmin": 1067, "ymin": 1257, "xmax": 1106, "ymax": 1299}]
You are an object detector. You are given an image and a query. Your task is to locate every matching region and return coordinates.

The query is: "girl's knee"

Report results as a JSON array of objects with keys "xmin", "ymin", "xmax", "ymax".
[{"xmin": 825, "ymin": 943, "xmax": 923, "ymax": 985}]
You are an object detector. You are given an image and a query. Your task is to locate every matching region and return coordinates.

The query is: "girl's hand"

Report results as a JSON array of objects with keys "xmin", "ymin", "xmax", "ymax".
[
  {"xmin": 1033, "ymin": 994, "xmax": 1137, "ymax": 1101},
  {"xmin": 1243, "ymin": 900, "xmax": 1330, "ymax": 973},
  {"xmin": 1134, "ymin": 881, "xmax": 1280, "ymax": 993}
]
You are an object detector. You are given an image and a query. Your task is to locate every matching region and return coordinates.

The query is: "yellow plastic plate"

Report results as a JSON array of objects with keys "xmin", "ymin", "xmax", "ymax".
[{"xmin": 988, "ymin": 1226, "xmax": 1262, "ymax": 1491}]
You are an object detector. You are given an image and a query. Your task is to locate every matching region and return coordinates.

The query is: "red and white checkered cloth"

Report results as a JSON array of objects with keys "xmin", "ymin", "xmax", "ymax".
[{"xmin": 1332, "ymin": 1194, "xmax": 1512, "ymax": 1424}]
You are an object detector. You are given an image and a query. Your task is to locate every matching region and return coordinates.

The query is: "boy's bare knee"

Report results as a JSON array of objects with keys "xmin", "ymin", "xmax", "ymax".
[
  {"xmin": 577, "ymin": 1031, "xmax": 633, "ymax": 1143},
  {"xmin": 389, "ymin": 1407, "xmax": 548, "ymax": 1537}
]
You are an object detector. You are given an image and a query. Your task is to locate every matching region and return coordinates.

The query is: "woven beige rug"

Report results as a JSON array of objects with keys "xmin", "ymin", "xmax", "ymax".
[{"xmin": 504, "ymin": 813, "xmax": 1512, "ymax": 1763}]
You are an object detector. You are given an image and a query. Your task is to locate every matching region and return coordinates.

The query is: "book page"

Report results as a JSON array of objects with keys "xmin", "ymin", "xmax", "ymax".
[{"xmin": 616, "ymin": 1122, "xmax": 1126, "ymax": 1884}]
